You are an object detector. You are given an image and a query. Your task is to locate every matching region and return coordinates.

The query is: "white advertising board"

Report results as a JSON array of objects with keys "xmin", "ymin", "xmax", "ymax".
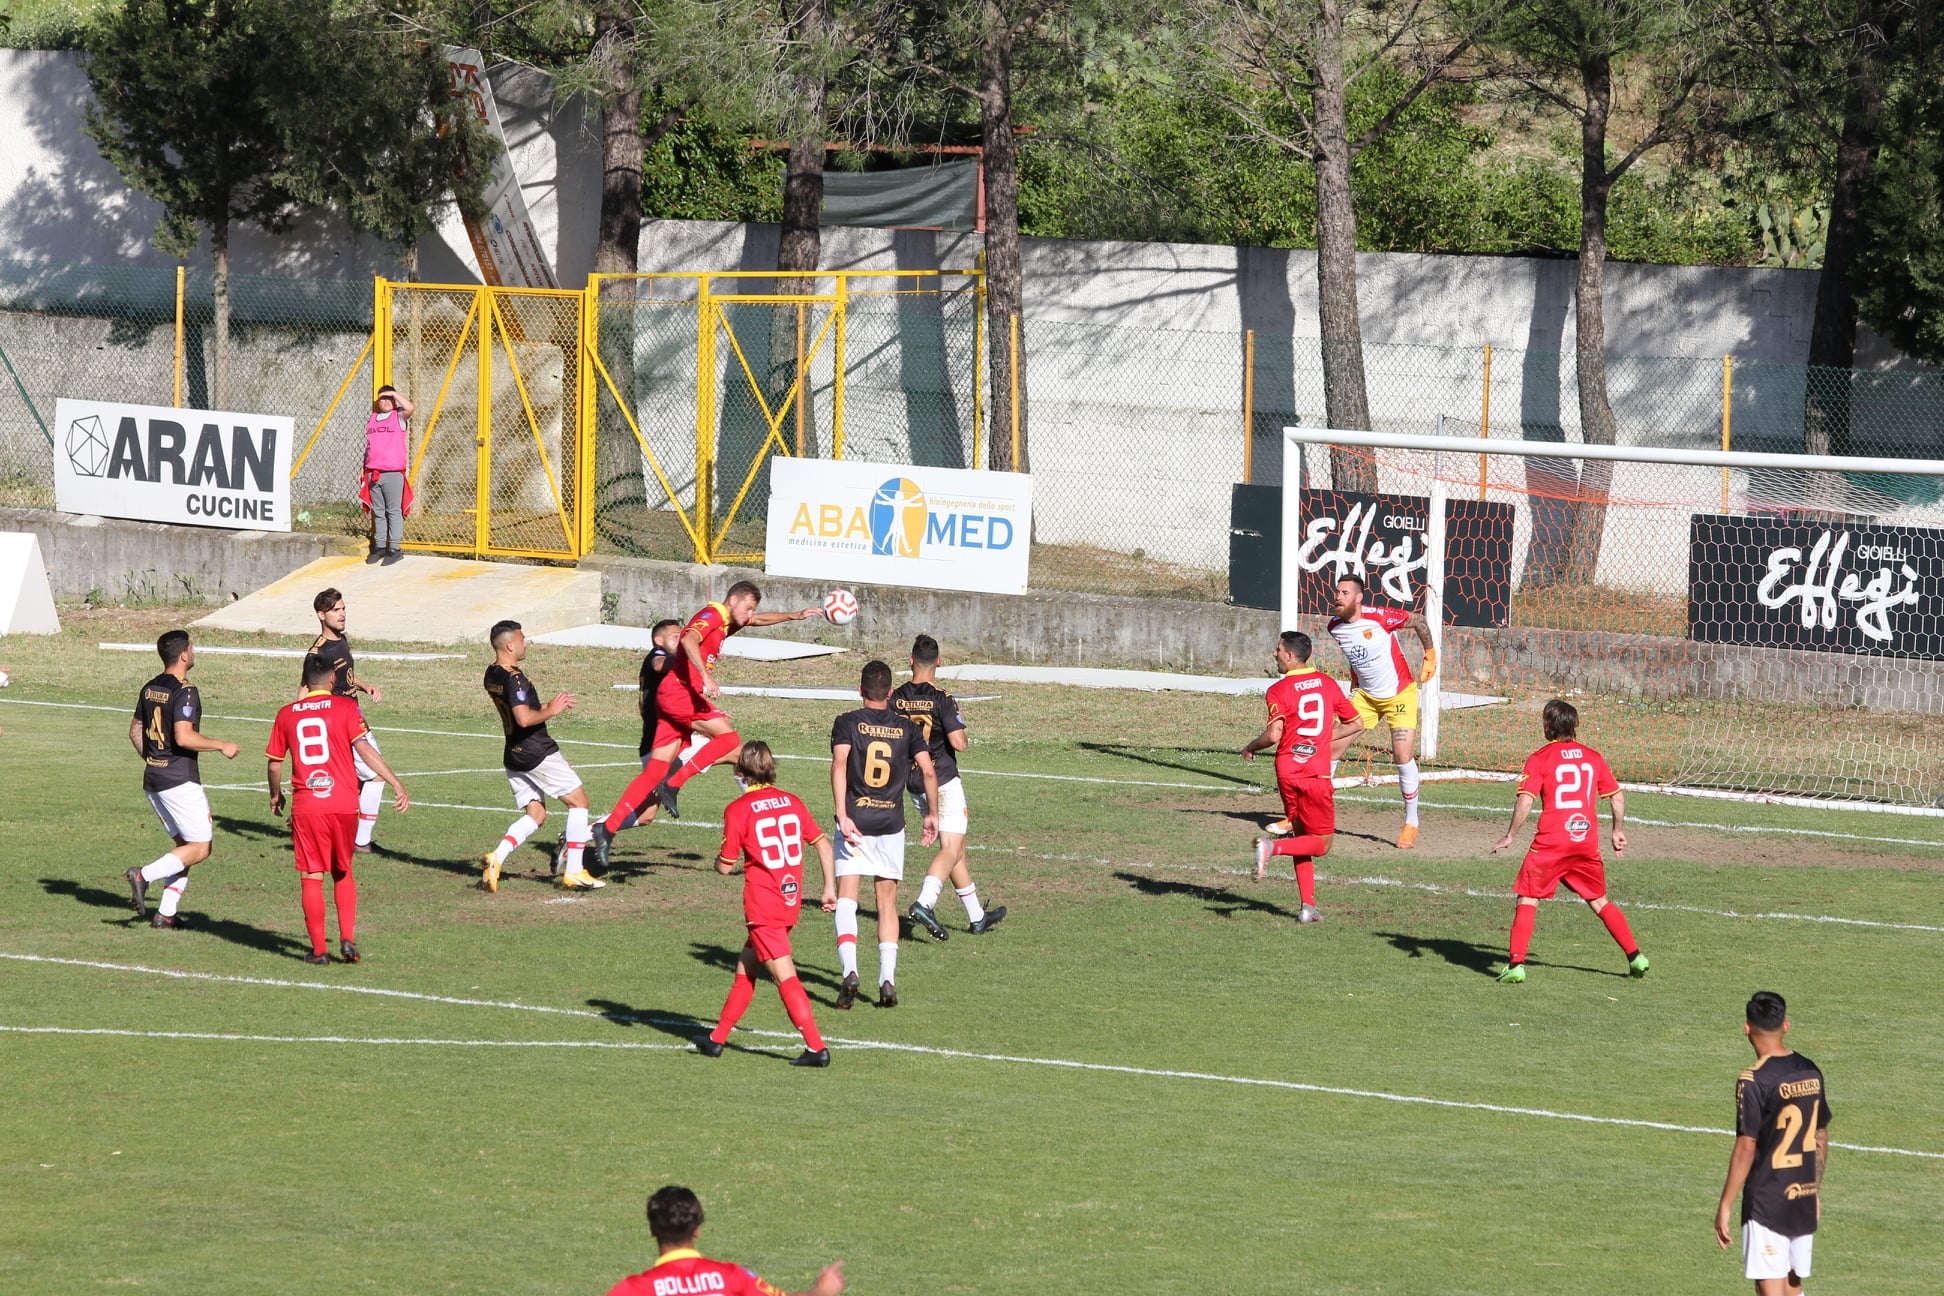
[
  {"xmin": 53, "ymin": 398, "xmax": 293, "ymax": 532},
  {"xmin": 445, "ymin": 47, "xmax": 559, "ymax": 290},
  {"xmin": 765, "ymin": 458, "xmax": 1033, "ymax": 595}
]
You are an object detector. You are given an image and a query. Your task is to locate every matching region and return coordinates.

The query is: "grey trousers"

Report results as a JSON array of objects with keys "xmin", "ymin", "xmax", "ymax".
[{"xmin": 370, "ymin": 471, "xmax": 406, "ymax": 550}]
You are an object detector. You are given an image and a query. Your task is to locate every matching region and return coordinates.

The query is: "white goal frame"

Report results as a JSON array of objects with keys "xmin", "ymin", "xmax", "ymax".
[{"xmin": 1281, "ymin": 426, "xmax": 1944, "ymax": 813}]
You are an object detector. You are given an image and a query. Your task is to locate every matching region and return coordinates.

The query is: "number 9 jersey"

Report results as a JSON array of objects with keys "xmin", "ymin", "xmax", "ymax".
[
  {"xmin": 267, "ymin": 692, "xmax": 370, "ymax": 816},
  {"xmin": 719, "ymin": 785, "xmax": 826, "ymax": 927}
]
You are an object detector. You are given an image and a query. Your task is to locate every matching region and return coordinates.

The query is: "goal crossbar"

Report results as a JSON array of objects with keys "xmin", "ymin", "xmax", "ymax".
[{"xmin": 1283, "ymin": 427, "xmax": 1944, "ymax": 478}]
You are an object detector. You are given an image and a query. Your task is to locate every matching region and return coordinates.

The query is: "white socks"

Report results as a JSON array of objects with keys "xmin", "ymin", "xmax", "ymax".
[
  {"xmin": 158, "ymin": 875, "xmax": 188, "ymax": 917},
  {"xmin": 563, "ymin": 807, "xmax": 590, "ymax": 874},
  {"xmin": 955, "ymin": 885, "xmax": 985, "ymax": 924},
  {"xmin": 356, "ymin": 781, "xmax": 383, "ymax": 846},
  {"xmin": 918, "ymin": 875, "xmax": 944, "ymax": 909},
  {"xmin": 834, "ymin": 899, "xmax": 859, "ymax": 978},
  {"xmin": 140, "ymin": 853, "xmax": 187, "ymax": 883},
  {"xmin": 492, "ymin": 815, "xmax": 542, "ymax": 864},
  {"xmin": 1399, "ymin": 759, "xmax": 1421, "ymax": 825},
  {"xmin": 1329, "ymin": 760, "xmax": 1340, "ymax": 778},
  {"xmin": 878, "ymin": 941, "xmax": 899, "ymax": 987}
]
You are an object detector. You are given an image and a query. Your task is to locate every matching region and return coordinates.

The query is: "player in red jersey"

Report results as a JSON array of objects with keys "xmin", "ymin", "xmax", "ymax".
[
  {"xmin": 607, "ymin": 1185, "xmax": 844, "ymax": 1296},
  {"xmin": 1242, "ymin": 630, "xmax": 1361, "ymax": 922},
  {"xmin": 592, "ymin": 581, "xmax": 821, "ymax": 863},
  {"xmin": 694, "ymin": 742, "xmax": 837, "ymax": 1066},
  {"xmin": 1489, "ymin": 698, "xmax": 1649, "ymax": 983},
  {"xmin": 266, "ymin": 657, "xmax": 409, "ymax": 964}
]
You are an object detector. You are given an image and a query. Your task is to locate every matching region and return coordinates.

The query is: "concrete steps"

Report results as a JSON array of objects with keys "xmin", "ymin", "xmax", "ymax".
[{"xmin": 193, "ymin": 553, "xmax": 601, "ymax": 646}]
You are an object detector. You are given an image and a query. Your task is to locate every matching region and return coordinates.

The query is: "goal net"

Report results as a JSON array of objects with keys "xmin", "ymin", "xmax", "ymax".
[{"xmin": 1282, "ymin": 427, "xmax": 1944, "ymax": 812}]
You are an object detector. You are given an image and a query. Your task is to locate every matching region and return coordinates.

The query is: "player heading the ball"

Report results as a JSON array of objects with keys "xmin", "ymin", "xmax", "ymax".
[
  {"xmin": 1488, "ymin": 698, "xmax": 1649, "ymax": 983},
  {"xmin": 1326, "ymin": 574, "xmax": 1436, "ymax": 849}
]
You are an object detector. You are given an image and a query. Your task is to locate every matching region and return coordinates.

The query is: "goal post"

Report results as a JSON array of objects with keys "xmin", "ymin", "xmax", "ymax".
[{"xmin": 1282, "ymin": 426, "xmax": 1944, "ymax": 811}]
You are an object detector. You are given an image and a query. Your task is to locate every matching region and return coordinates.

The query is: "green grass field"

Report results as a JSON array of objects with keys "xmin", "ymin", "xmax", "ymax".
[{"xmin": 3, "ymin": 606, "xmax": 1942, "ymax": 1294}]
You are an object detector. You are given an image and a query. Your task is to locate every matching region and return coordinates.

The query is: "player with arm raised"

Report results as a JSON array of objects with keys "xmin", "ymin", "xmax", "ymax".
[
  {"xmin": 830, "ymin": 660, "xmax": 937, "ymax": 1009},
  {"xmin": 895, "ymin": 634, "xmax": 1006, "ymax": 941},
  {"xmin": 607, "ymin": 1185, "xmax": 843, "ymax": 1296},
  {"xmin": 1488, "ymin": 698, "xmax": 1648, "ymax": 983},
  {"xmin": 1714, "ymin": 991, "xmax": 1831, "ymax": 1296},
  {"xmin": 1242, "ymin": 630, "xmax": 1362, "ymax": 923},
  {"xmin": 267, "ymin": 656, "xmax": 409, "ymax": 964},
  {"xmin": 1326, "ymin": 575, "xmax": 1437, "ymax": 849},
  {"xmin": 123, "ymin": 630, "xmax": 239, "ymax": 928},
  {"xmin": 695, "ymin": 741, "xmax": 837, "ymax": 1067},
  {"xmin": 478, "ymin": 620, "xmax": 602, "ymax": 892},
  {"xmin": 592, "ymin": 582, "xmax": 820, "ymax": 857},
  {"xmin": 305, "ymin": 587, "xmax": 388, "ymax": 854}
]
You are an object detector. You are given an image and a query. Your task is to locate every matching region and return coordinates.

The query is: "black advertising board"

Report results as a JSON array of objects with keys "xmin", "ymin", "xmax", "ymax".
[
  {"xmin": 1689, "ymin": 514, "xmax": 1944, "ymax": 659},
  {"xmin": 1293, "ymin": 490, "xmax": 1515, "ymax": 627}
]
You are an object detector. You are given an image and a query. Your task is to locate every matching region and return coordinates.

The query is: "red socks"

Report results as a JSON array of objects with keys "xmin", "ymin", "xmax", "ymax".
[
  {"xmin": 777, "ymin": 976, "xmax": 824, "ymax": 1051},
  {"xmin": 1293, "ymin": 860, "xmax": 1316, "ymax": 906},
  {"xmin": 1509, "ymin": 903, "xmax": 1537, "ymax": 964},
  {"xmin": 300, "ymin": 876, "xmax": 328, "ymax": 955},
  {"xmin": 1597, "ymin": 901, "xmax": 1638, "ymax": 954},
  {"xmin": 1271, "ymin": 834, "xmax": 1330, "ymax": 858},
  {"xmin": 332, "ymin": 866, "xmax": 357, "ymax": 944},
  {"xmin": 605, "ymin": 757, "xmax": 672, "ymax": 832},
  {"xmin": 666, "ymin": 731, "xmax": 741, "ymax": 791},
  {"xmin": 711, "ymin": 966, "xmax": 758, "ymax": 1044}
]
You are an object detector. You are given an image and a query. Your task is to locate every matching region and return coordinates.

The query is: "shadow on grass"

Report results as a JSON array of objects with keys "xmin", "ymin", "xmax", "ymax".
[
  {"xmin": 586, "ymin": 996, "xmax": 799, "ymax": 1061},
  {"xmin": 1078, "ymin": 742, "xmax": 1259, "ymax": 788},
  {"xmin": 1375, "ymin": 930, "xmax": 1629, "ymax": 980},
  {"xmin": 684, "ymin": 941, "xmax": 846, "ymax": 1000},
  {"xmin": 1113, "ymin": 870, "xmax": 1301, "ymax": 921},
  {"xmin": 39, "ymin": 877, "xmax": 309, "ymax": 959}
]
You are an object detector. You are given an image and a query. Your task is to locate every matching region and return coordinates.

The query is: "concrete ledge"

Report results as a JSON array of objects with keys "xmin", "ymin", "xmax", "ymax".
[{"xmin": 0, "ymin": 506, "xmax": 361, "ymax": 606}]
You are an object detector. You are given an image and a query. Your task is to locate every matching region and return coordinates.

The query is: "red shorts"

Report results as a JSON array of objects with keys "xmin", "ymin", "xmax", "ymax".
[
  {"xmin": 292, "ymin": 813, "xmax": 357, "ymax": 875},
  {"xmin": 1514, "ymin": 850, "xmax": 1607, "ymax": 900},
  {"xmin": 745, "ymin": 922, "xmax": 796, "ymax": 963},
  {"xmin": 1275, "ymin": 772, "xmax": 1336, "ymax": 836},
  {"xmin": 651, "ymin": 681, "xmax": 727, "ymax": 750}
]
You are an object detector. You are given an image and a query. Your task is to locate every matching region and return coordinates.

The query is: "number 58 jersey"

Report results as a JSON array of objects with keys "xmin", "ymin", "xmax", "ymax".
[
  {"xmin": 1518, "ymin": 739, "xmax": 1618, "ymax": 860},
  {"xmin": 266, "ymin": 693, "xmax": 370, "ymax": 816},
  {"xmin": 720, "ymin": 786, "xmax": 826, "ymax": 927}
]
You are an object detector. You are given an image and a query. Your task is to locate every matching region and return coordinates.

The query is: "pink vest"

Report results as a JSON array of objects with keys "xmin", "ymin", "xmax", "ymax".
[{"xmin": 365, "ymin": 409, "xmax": 408, "ymax": 472}]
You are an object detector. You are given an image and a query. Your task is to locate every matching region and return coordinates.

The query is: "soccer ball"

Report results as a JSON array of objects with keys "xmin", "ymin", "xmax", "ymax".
[{"xmin": 823, "ymin": 589, "xmax": 859, "ymax": 625}]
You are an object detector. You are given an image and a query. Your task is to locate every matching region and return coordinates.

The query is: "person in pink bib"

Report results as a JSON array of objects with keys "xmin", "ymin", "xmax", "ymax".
[{"xmin": 363, "ymin": 385, "xmax": 414, "ymax": 565}]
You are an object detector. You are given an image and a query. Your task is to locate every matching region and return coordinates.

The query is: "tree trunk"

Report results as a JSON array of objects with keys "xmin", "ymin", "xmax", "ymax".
[
  {"xmin": 1802, "ymin": 5, "xmax": 1898, "ymax": 458},
  {"xmin": 1311, "ymin": 0, "xmax": 1376, "ymax": 492},
  {"xmin": 774, "ymin": 0, "xmax": 829, "ymax": 457},
  {"xmin": 211, "ymin": 219, "xmax": 230, "ymax": 411},
  {"xmin": 594, "ymin": 6, "xmax": 644, "ymax": 282},
  {"xmin": 1560, "ymin": 52, "xmax": 1617, "ymax": 590},
  {"xmin": 981, "ymin": 0, "xmax": 1026, "ymax": 472}
]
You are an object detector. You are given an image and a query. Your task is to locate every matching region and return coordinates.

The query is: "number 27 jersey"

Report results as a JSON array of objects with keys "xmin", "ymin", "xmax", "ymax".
[
  {"xmin": 1518, "ymin": 740, "xmax": 1618, "ymax": 858},
  {"xmin": 266, "ymin": 693, "xmax": 369, "ymax": 815}
]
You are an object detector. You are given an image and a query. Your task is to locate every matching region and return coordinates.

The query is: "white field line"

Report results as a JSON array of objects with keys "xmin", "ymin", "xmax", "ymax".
[
  {"xmin": 1, "ymin": 953, "xmax": 1934, "ymax": 1161},
  {"xmin": 10, "ymin": 696, "xmax": 1941, "ymax": 846},
  {"xmin": 0, "ymin": 1025, "xmax": 687, "ymax": 1050}
]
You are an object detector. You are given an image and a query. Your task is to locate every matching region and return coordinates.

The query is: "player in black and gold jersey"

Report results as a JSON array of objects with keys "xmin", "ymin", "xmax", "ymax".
[
  {"xmin": 124, "ymin": 630, "xmax": 240, "ymax": 928},
  {"xmin": 478, "ymin": 620, "xmax": 602, "ymax": 893},
  {"xmin": 306, "ymin": 588, "xmax": 387, "ymax": 852},
  {"xmin": 893, "ymin": 635, "xmax": 1005, "ymax": 941},
  {"xmin": 1715, "ymin": 991, "xmax": 1832, "ymax": 1295},
  {"xmin": 829, "ymin": 660, "xmax": 937, "ymax": 1009}
]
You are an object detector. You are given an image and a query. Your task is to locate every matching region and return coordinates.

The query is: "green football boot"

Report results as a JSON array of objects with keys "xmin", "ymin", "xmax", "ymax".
[
  {"xmin": 1628, "ymin": 952, "xmax": 1650, "ymax": 978},
  {"xmin": 1497, "ymin": 963, "xmax": 1526, "ymax": 984}
]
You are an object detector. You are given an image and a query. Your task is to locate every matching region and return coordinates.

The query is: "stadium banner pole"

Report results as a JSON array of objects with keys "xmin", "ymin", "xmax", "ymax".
[
  {"xmin": 1423, "ymin": 472, "xmax": 1446, "ymax": 763},
  {"xmin": 696, "ymin": 275, "xmax": 715, "ymax": 556},
  {"xmin": 833, "ymin": 274, "xmax": 848, "ymax": 461},
  {"xmin": 1278, "ymin": 443, "xmax": 1303, "ymax": 634},
  {"xmin": 174, "ymin": 266, "xmax": 185, "ymax": 408},
  {"xmin": 1478, "ymin": 343, "xmax": 1490, "ymax": 500},
  {"xmin": 1243, "ymin": 329, "xmax": 1255, "ymax": 484},
  {"xmin": 374, "ymin": 277, "xmax": 390, "ymax": 393},
  {"xmin": 795, "ymin": 302, "xmax": 807, "ymax": 458},
  {"xmin": 1283, "ymin": 427, "xmax": 1944, "ymax": 477},
  {"xmin": 973, "ymin": 269, "xmax": 985, "ymax": 469},
  {"xmin": 577, "ymin": 277, "xmax": 598, "ymax": 557},
  {"xmin": 1721, "ymin": 354, "xmax": 1733, "ymax": 511},
  {"xmin": 1009, "ymin": 312, "xmax": 1021, "ymax": 472},
  {"xmin": 474, "ymin": 287, "xmax": 492, "ymax": 556}
]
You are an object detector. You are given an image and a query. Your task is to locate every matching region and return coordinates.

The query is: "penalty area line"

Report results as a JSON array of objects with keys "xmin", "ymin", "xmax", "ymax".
[{"xmin": 1, "ymin": 955, "xmax": 1934, "ymax": 1160}]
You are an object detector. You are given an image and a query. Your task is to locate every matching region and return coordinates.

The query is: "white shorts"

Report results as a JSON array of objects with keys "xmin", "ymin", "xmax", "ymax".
[
  {"xmin": 909, "ymin": 777, "xmax": 969, "ymax": 836},
  {"xmin": 506, "ymin": 753, "xmax": 582, "ymax": 808},
  {"xmin": 1743, "ymin": 1219, "xmax": 1813, "ymax": 1280},
  {"xmin": 147, "ymin": 783, "xmax": 213, "ymax": 844},
  {"xmin": 835, "ymin": 831, "xmax": 906, "ymax": 880},
  {"xmin": 353, "ymin": 728, "xmax": 380, "ymax": 783}
]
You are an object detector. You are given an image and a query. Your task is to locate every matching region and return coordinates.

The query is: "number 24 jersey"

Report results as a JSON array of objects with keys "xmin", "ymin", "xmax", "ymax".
[
  {"xmin": 719, "ymin": 786, "xmax": 826, "ymax": 927},
  {"xmin": 266, "ymin": 693, "xmax": 370, "ymax": 816},
  {"xmin": 1518, "ymin": 740, "xmax": 1618, "ymax": 858}
]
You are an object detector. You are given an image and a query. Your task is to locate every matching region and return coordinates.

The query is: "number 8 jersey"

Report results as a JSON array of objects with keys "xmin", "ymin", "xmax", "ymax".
[
  {"xmin": 1517, "ymin": 739, "xmax": 1618, "ymax": 860},
  {"xmin": 719, "ymin": 785, "xmax": 826, "ymax": 927},
  {"xmin": 266, "ymin": 691, "xmax": 370, "ymax": 816}
]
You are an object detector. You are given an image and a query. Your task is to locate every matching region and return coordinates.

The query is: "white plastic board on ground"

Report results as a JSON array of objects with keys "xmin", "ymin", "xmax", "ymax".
[
  {"xmin": 99, "ymin": 643, "xmax": 462, "ymax": 662},
  {"xmin": 611, "ymin": 683, "xmax": 998, "ymax": 702},
  {"xmin": 934, "ymin": 662, "xmax": 1504, "ymax": 708},
  {"xmin": 530, "ymin": 623, "xmax": 844, "ymax": 660},
  {"xmin": 0, "ymin": 532, "xmax": 60, "ymax": 635}
]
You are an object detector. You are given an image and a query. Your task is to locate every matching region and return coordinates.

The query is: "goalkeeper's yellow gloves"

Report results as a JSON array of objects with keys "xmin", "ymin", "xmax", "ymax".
[{"xmin": 1418, "ymin": 647, "xmax": 1439, "ymax": 683}]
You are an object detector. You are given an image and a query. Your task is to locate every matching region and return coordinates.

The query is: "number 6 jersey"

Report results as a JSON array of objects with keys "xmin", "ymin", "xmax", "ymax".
[
  {"xmin": 266, "ymin": 691, "xmax": 370, "ymax": 816},
  {"xmin": 831, "ymin": 706, "xmax": 925, "ymax": 835},
  {"xmin": 719, "ymin": 785, "xmax": 826, "ymax": 927}
]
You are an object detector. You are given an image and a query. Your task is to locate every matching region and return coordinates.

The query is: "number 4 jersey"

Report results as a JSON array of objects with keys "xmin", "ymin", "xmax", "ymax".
[
  {"xmin": 266, "ymin": 692, "xmax": 370, "ymax": 816},
  {"xmin": 1518, "ymin": 739, "xmax": 1618, "ymax": 859},
  {"xmin": 719, "ymin": 785, "xmax": 826, "ymax": 927}
]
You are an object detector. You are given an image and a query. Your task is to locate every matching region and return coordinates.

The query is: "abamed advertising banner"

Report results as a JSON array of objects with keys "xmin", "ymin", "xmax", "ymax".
[
  {"xmin": 55, "ymin": 398, "xmax": 293, "ymax": 532},
  {"xmin": 765, "ymin": 458, "xmax": 1032, "ymax": 595}
]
